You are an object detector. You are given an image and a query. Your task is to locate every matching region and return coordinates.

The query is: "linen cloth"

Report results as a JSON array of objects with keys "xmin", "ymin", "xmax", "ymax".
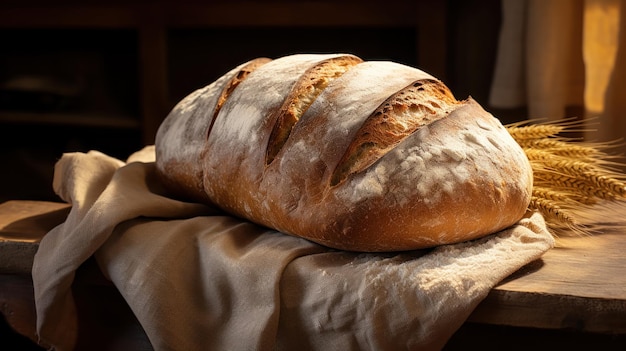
[{"xmin": 32, "ymin": 146, "xmax": 554, "ymax": 351}]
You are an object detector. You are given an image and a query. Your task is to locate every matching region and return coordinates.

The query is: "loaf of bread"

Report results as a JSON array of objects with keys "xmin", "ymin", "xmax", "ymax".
[{"xmin": 155, "ymin": 54, "xmax": 533, "ymax": 252}]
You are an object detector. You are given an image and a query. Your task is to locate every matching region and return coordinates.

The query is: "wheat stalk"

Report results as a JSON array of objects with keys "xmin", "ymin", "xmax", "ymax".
[
  {"xmin": 529, "ymin": 196, "xmax": 578, "ymax": 228},
  {"xmin": 506, "ymin": 124, "xmax": 565, "ymax": 140},
  {"xmin": 516, "ymin": 139, "xmax": 599, "ymax": 159},
  {"xmin": 531, "ymin": 186, "xmax": 596, "ymax": 205},
  {"xmin": 506, "ymin": 119, "xmax": 626, "ymax": 236}
]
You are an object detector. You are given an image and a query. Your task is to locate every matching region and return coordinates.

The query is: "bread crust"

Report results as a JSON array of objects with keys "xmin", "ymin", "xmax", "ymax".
[{"xmin": 156, "ymin": 54, "xmax": 533, "ymax": 251}]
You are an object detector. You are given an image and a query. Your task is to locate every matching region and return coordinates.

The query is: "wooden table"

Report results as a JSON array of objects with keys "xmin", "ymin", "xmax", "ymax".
[{"xmin": 1, "ymin": 200, "xmax": 625, "ymax": 350}]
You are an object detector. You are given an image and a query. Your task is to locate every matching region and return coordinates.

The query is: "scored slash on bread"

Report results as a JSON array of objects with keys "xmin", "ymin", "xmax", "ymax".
[
  {"xmin": 265, "ymin": 55, "xmax": 363, "ymax": 165},
  {"xmin": 331, "ymin": 78, "xmax": 460, "ymax": 186},
  {"xmin": 208, "ymin": 57, "xmax": 272, "ymax": 139}
]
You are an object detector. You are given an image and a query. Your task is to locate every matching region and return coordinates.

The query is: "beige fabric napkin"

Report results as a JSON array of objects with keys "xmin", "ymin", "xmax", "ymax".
[{"xmin": 32, "ymin": 147, "xmax": 554, "ymax": 351}]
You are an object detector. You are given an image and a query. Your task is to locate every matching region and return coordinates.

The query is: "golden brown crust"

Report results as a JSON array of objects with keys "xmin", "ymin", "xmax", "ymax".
[
  {"xmin": 316, "ymin": 100, "xmax": 532, "ymax": 251},
  {"xmin": 156, "ymin": 54, "xmax": 533, "ymax": 252}
]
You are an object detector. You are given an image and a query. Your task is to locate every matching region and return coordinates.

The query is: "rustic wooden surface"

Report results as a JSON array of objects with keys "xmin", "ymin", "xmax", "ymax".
[
  {"xmin": 0, "ymin": 200, "xmax": 69, "ymax": 242},
  {"xmin": 0, "ymin": 201, "xmax": 153, "ymax": 350},
  {"xmin": 470, "ymin": 227, "xmax": 626, "ymax": 333},
  {"xmin": 1, "ymin": 200, "xmax": 626, "ymax": 345},
  {"xmin": 0, "ymin": 200, "xmax": 69, "ymax": 274}
]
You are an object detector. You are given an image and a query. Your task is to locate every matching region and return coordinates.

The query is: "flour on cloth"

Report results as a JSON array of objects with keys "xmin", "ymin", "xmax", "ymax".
[{"xmin": 32, "ymin": 146, "xmax": 554, "ymax": 351}]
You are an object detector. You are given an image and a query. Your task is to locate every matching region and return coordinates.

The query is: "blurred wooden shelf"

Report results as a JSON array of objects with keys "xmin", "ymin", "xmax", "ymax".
[
  {"xmin": 0, "ymin": 2, "xmax": 419, "ymax": 28},
  {"xmin": 0, "ymin": 111, "xmax": 140, "ymax": 129}
]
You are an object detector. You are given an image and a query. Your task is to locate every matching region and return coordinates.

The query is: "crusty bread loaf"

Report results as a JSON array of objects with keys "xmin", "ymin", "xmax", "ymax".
[{"xmin": 155, "ymin": 54, "xmax": 533, "ymax": 252}]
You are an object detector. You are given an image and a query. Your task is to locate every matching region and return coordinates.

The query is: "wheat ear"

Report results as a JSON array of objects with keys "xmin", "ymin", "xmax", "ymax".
[{"xmin": 506, "ymin": 118, "xmax": 626, "ymax": 235}]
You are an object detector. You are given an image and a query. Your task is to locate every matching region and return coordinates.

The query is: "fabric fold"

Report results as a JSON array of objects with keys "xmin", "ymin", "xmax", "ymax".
[
  {"xmin": 32, "ymin": 149, "xmax": 213, "ymax": 350},
  {"xmin": 32, "ymin": 147, "xmax": 554, "ymax": 351}
]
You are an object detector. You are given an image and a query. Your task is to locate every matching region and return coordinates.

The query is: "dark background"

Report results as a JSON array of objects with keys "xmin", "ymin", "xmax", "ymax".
[{"xmin": 0, "ymin": 0, "xmax": 515, "ymax": 202}]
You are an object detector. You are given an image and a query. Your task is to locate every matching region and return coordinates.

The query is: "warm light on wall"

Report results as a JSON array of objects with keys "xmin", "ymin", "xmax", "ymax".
[
  {"xmin": 583, "ymin": 0, "xmax": 621, "ymax": 115},
  {"xmin": 490, "ymin": 0, "xmax": 626, "ymax": 147}
]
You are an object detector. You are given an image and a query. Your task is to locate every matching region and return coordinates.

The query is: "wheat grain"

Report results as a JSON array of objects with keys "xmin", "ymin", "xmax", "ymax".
[
  {"xmin": 532, "ymin": 157, "xmax": 626, "ymax": 197},
  {"xmin": 541, "ymin": 158, "xmax": 593, "ymax": 171},
  {"xmin": 506, "ymin": 124, "xmax": 564, "ymax": 140},
  {"xmin": 515, "ymin": 138, "xmax": 600, "ymax": 159},
  {"xmin": 533, "ymin": 171, "xmax": 619, "ymax": 200},
  {"xmin": 524, "ymin": 148, "xmax": 561, "ymax": 162},
  {"xmin": 531, "ymin": 186, "xmax": 598, "ymax": 205},
  {"xmin": 583, "ymin": 172, "xmax": 626, "ymax": 197},
  {"xmin": 529, "ymin": 196, "xmax": 577, "ymax": 227},
  {"xmin": 531, "ymin": 187, "xmax": 572, "ymax": 203},
  {"xmin": 532, "ymin": 185, "xmax": 598, "ymax": 205}
]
